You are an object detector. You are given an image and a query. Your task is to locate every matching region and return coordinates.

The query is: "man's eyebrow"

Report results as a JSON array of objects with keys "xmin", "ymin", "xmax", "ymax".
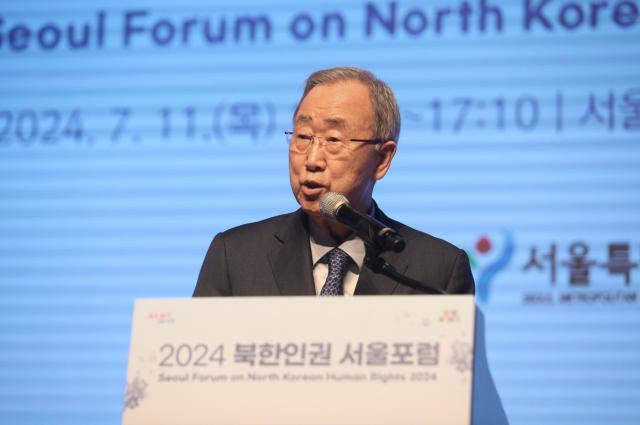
[
  {"xmin": 295, "ymin": 114, "xmax": 312, "ymax": 124},
  {"xmin": 324, "ymin": 116, "xmax": 346, "ymax": 128}
]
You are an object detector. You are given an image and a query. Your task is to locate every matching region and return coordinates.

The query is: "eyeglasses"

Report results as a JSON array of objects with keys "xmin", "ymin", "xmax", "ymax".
[{"xmin": 285, "ymin": 131, "xmax": 384, "ymax": 155}]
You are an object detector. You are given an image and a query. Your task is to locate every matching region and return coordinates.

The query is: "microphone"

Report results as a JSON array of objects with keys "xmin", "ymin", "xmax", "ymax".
[{"xmin": 319, "ymin": 192, "xmax": 405, "ymax": 253}]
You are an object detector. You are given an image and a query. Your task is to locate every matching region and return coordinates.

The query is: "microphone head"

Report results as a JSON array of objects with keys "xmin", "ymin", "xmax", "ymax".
[{"xmin": 319, "ymin": 192, "xmax": 349, "ymax": 219}]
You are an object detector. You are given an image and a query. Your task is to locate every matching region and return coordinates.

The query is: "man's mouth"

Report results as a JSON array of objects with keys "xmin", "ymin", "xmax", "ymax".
[{"xmin": 301, "ymin": 181, "xmax": 325, "ymax": 197}]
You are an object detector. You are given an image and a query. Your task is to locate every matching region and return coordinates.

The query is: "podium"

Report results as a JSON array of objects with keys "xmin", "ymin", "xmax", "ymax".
[{"xmin": 122, "ymin": 295, "xmax": 476, "ymax": 425}]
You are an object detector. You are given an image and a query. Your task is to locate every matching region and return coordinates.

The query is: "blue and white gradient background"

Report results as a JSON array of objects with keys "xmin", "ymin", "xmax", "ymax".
[{"xmin": 1, "ymin": 0, "xmax": 639, "ymax": 424}]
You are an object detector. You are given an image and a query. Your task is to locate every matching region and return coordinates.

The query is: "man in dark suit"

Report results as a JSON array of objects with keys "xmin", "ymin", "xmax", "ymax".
[{"xmin": 193, "ymin": 67, "xmax": 474, "ymax": 297}]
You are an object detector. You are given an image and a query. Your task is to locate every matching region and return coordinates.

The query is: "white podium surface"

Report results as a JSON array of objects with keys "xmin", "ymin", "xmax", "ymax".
[{"xmin": 123, "ymin": 295, "xmax": 475, "ymax": 425}]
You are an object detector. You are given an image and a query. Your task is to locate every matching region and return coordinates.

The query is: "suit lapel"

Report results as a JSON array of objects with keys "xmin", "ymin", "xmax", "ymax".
[
  {"xmin": 268, "ymin": 210, "xmax": 316, "ymax": 296},
  {"xmin": 354, "ymin": 203, "xmax": 408, "ymax": 295}
]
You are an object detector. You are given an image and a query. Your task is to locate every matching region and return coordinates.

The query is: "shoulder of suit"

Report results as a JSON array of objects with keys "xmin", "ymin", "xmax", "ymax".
[
  {"xmin": 389, "ymin": 217, "xmax": 465, "ymax": 257},
  {"xmin": 375, "ymin": 202, "xmax": 464, "ymax": 257},
  {"xmin": 219, "ymin": 211, "xmax": 297, "ymax": 241}
]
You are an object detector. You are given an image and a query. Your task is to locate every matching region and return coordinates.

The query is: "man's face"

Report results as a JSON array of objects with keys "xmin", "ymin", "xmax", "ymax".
[{"xmin": 288, "ymin": 80, "xmax": 395, "ymax": 219}]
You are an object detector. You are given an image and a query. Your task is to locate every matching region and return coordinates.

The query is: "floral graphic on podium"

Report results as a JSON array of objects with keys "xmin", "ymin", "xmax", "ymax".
[
  {"xmin": 466, "ymin": 231, "xmax": 515, "ymax": 304},
  {"xmin": 449, "ymin": 340, "xmax": 473, "ymax": 374},
  {"xmin": 124, "ymin": 351, "xmax": 157, "ymax": 411},
  {"xmin": 125, "ymin": 376, "xmax": 148, "ymax": 410}
]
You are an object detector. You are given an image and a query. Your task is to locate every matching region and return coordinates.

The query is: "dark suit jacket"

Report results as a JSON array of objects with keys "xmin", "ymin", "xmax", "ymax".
[{"xmin": 193, "ymin": 207, "xmax": 474, "ymax": 296}]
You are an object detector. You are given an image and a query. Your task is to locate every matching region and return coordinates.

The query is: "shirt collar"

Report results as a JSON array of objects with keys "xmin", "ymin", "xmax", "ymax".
[{"xmin": 307, "ymin": 201, "xmax": 374, "ymax": 273}]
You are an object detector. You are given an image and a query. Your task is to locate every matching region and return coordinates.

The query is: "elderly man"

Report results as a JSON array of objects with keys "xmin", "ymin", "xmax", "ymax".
[{"xmin": 193, "ymin": 67, "xmax": 474, "ymax": 297}]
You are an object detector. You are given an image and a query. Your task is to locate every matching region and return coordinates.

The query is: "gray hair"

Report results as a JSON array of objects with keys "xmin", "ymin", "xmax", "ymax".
[{"xmin": 294, "ymin": 67, "xmax": 401, "ymax": 143}]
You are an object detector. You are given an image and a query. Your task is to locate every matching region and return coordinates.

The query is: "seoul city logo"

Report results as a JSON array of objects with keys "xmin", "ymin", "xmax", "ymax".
[{"xmin": 466, "ymin": 230, "xmax": 515, "ymax": 304}]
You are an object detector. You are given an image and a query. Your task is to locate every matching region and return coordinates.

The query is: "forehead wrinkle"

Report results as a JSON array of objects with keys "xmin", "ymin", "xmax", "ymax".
[{"xmin": 294, "ymin": 113, "xmax": 348, "ymax": 131}]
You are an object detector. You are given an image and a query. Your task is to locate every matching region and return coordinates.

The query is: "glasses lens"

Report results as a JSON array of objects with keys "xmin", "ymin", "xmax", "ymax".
[
  {"xmin": 292, "ymin": 134, "xmax": 311, "ymax": 152},
  {"xmin": 323, "ymin": 139, "xmax": 345, "ymax": 155},
  {"xmin": 286, "ymin": 132, "xmax": 348, "ymax": 155}
]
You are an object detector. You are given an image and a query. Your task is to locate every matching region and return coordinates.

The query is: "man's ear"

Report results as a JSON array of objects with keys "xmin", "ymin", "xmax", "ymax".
[{"xmin": 374, "ymin": 140, "xmax": 397, "ymax": 181}]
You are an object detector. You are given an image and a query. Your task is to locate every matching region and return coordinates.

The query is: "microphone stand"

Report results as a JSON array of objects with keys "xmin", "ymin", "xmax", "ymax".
[{"xmin": 364, "ymin": 244, "xmax": 447, "ymax": 295}]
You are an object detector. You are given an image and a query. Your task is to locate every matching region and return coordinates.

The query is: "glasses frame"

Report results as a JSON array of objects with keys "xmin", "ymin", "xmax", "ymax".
[{"xmin": 284, "ymin": 131, "xmax": 385, "ymax": 153}]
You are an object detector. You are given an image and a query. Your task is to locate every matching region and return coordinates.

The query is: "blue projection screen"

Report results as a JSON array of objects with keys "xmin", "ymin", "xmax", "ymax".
[{"xmin": 1, "ymin": 0, "xmax": 639, "ymax": 424}]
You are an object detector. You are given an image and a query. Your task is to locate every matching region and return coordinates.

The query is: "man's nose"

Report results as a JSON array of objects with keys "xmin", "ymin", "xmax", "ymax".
[{"xmin": 304, "ymin": 138, "xmax": 326, "ymax": 171}]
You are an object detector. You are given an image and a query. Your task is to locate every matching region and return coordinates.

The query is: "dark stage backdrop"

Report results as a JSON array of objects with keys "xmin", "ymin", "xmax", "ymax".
[{"xmin": 1, "ymin": 0, "xmax": 639, "ymax": 424}]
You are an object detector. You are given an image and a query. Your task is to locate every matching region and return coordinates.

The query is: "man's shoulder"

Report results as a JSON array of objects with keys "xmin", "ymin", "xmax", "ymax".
[
  {"xmin": 219, "ymin": 210, "xmax": 300, "ymax": 242},
  {"xmin": 387, "ymin": 216, "xmax": 465, "ymax": 257}
]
